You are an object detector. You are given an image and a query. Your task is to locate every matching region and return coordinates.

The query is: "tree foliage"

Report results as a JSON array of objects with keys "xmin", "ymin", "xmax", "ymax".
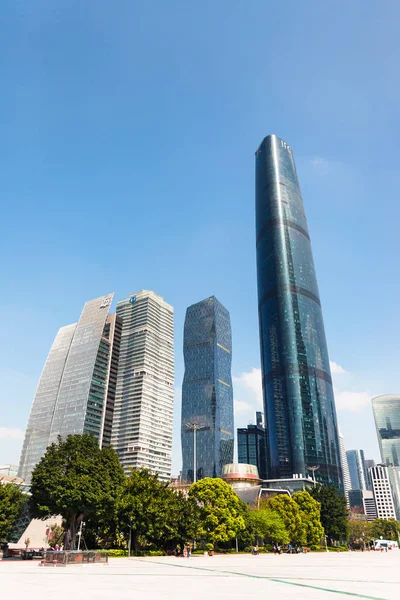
[
  {"xmin": 0, "ymin": 483, "xmax": 25, "ymax": 542},
  {"xmin": 266, "ymin": 494, "xmax": 306, "ymax": 545},
  {"xmin": 348, "ymin": 519, "xmax": 373, "ymax": 547},
  {"xmin": 309, "ymin": 484, "xmax": 348, "ymax": 543},
  {"xmin": 293, "ymin": 490, "xmax": 324, "ymax": 547},
  {"xmin": 248, "ymin": 509, "xmax": 289, "ymax": 545},
  {"xmin": 30, "ymin": 434, "xmax": 125, "ymax": 549},
  {"xmin": 371, "ymin": 518, "xmax": 400, "ymax": 541},
  {"xmin": 116, "ymin": 469, "xmax": 195, "ymax": 553},
  {"xmin": 188, "ymin": 478, "xmax": 246, "ymax": 546}
]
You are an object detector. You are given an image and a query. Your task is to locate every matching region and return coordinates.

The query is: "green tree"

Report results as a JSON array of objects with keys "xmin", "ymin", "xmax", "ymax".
[
  {"xmin": 30, "ymin": 434, "xmax": 125, "ymax": 550},
  {"xmin": 0, "ymin": 483, "xmax": 25, "ymax": 542},
  {"xmin": 309, "ymin": 484, "xmax": 348, "ymax": 544},
  {"xmin": 266, "ymin": 495, "xmax": 306, "ymax": 545},
  {"xmin": 348, "ymin": 519, "xmax": 373, "ymax": 548},
  {"xmin": 116, "ymin": 469, "xmax": 193, "ymax": 553},
  {"xmin": 188, "ymin": 478, "xmax": 246, "ymax": 547},
  {"xmin": 371, "ymin": 518, "xmax": 400, "ymax": 541},
  {"xmin": 248, "ymin": 509, "xmax": 289, "ymax": 545},
  {"xmin": 293, "ymin": 490, "xmax": 324, "ymax": 547},
  {"xmin": 48, "ymin": 523, "xmax": 65, "ymax": 548}
]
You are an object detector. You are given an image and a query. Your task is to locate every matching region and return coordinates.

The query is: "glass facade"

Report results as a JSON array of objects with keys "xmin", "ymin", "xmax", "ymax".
[
  {"xmin": 181, "ymin": 296, "xmax": 234, "ymax": 482},
  {"xmin": 255, "ymin": 134, "xmax": 342, "ymax": 489},
  {"xmin": 346, "ymin": 449, "xmax": 367, "ymax": 491},
  {"xmin": 237, "ymin": 413, "xmax": 267, "ymax": 479},
  {"xmin": 372, "ymin": 395, "xmax": 400, "ymax": 467},
  {"xmin": 18, "ymin": 294, "xmax": 117, "ymax": 484}
]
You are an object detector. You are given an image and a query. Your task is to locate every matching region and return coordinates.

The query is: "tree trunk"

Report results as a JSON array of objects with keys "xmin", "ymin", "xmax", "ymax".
[{"xmin": 64, "ymin": 513, "xmax": 84, "ymax": 550}]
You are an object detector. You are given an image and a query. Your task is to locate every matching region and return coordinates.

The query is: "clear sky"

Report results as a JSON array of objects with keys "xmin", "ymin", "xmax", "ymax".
[{"xmin": 1, "ymin": 1, "xmax": 400, "ymax": 475}]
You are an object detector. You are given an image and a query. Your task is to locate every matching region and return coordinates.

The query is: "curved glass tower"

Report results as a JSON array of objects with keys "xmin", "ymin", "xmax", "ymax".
[
  {"xmin": 181, "ymin": 296, "xmax": 234, "ymax": 482},
  {"xmin": 255, "ymin": 134, "xmax": 342, "ymax": 489},
  {"xmin": 372, "ymin": 395, "xmax": 400, "ymax": 466}
]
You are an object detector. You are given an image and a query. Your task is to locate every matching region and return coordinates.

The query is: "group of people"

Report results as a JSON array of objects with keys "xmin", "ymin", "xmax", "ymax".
[{"xmin": 251, "ymin": 543, "xmax": 305, "ymax": 555}]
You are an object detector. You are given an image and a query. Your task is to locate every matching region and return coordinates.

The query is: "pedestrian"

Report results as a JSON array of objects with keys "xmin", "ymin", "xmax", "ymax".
[
  {"xmin": 288, "ymin": 543, "xmax": 292, "ymax": 554},
  {"xmin": 273, "ymin": 544, "xmax": 277, "ymax": 555}
]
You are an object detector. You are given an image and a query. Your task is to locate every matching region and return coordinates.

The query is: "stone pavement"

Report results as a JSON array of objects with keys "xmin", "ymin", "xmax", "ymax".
[{"xmin": 1, "ymin": 551, "xmax": 399, "ymax": 600}]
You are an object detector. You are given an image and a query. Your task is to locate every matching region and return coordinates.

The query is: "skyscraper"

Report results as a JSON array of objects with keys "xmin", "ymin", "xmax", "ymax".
[
  {"xmin": 364, "ymin": 459, "xmax": 376, "ymax": 491},
  {"xmin": 181, "ymin": 296, "xmax": 234, "ymax": 482},
  {"xmin": 369, "ymin": 465, "xmax": 397, "ymax": 520},
  {"xmin": 338, "ymin": 429, "xmax": 351, "ymax": 500},
  {"xmin": 237, "ymin": 412, "xmax": 268, "ymax": 479},
  {"xmin": 255, "ymin": 134, "xmax": 342, "ymax": 489},
  {"xmin": 372, "ymin": 395, "xmax": 400, "ymax": 467},
  {"xmin": 346, "ymin": 449, "xmax": 368, "ymax": 491},
  {"xmin": 18, "ymin": 294, "xmax": 120, "ymax": 483},
  {"xmin": 110, "ymin": 291, "xmax": 174, "ymax": 481}
]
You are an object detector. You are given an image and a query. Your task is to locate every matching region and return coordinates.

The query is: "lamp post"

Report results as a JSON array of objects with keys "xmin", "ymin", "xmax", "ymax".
[
  {"xmin": 307, "ymin": 465, "xmax": 320, "ymax": 484},
  {"xmin": 77, "ymin": 521, "xmax": 85, "ymax": 551},
  {"xmin": 128, "ymin": 517, "xmax": 132, "ymax": 558}
]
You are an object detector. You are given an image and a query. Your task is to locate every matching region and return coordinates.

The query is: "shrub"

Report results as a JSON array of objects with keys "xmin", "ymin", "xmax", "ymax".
[
  {"xmin": 98, "ymin": 549, "xmax": 128, "ymax": 557},
  {"xmin": 205, "ymin": 543, "xmax": 214, "ymax": 552}
]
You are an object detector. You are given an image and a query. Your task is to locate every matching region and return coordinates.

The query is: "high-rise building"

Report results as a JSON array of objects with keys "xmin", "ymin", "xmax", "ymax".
[
  {"xmin": 387, "ymin": 466, "xmax": 400, "ymax": 521},
  {"xmin": 18, "ymin": 294, "xmax": 120, "ymax": 483},
  {"xmin": 255, "ymin": 134, "xmax": 342, "ymax": 489},
  {"xmin": 364, "ymin": 459, "xmax": 376, "ymax": 491},
  {"xmin": 372, "ymin": 395, "xmax": 400, "ymax": 467},
  {"xmin": 347, "ymin": 449, "xmax": 368, "ymax": 491},
  {"xmin": 110, "ymin": 291, "xmax": 174, "ymax": 481},
  {"xmin": 237, "ymin": 412, "xmax": 268, "ymax": 479},
  {"xmin": 369, "ymin": 465, "xmax": 396, "ymax": 520},
  {"xmin": 348, "ymin": 489, "xmax": 377, "ymax": 521},
  {"xmin": 181, "ymin": 296, "xmax": 234, "ymax": 482},
  {"xmin": 338, "ymin": 430, "xmax": 351, "ymax": 500}
]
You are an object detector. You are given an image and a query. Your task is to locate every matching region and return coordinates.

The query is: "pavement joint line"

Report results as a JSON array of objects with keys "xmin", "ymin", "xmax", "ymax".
[{"xmin": 136, "ymin": 559, "xmax": 389, "ymax": 600}]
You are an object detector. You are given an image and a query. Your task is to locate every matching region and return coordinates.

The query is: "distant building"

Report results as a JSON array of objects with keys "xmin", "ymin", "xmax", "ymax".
[
  {"xmin": 18, "ymin": 294, "xmax": 120, "ymax": 484},
  {"xmin": 111, "ymin": 291, "xmax": 174, "ymax": 481},
  {"xmin": 364, "ymin": 459, "xmax": 376, "ymax": 491},
  {"xmin": 348, "ymin": 489, "xmax": 377, "ymax": 521},
  {"xmin": 181, "ymin": 296, "xmax": 234, "ymax": 482},
  {"xmin": 369, "ymin": 465, "xmax": 396, "ymax": 520},
  {"xmin": 255, "ymin": 134, "xmax": 342, "ymax": 489},
  {"xmin": 237, "ymin": 412, "xmax": 267, "ymax": 479},
  {"xmin": 0, "ymin": 464, "xmax": 18, "ymax": 477},
  {"xmin": 372, "ymin": 395, "xmax": 400, "ymax": 467},
  {"xmin": 347, "ymin": 449, "xmax": 368, "ymax": 491},
  {"xmin": 387, "ymin": 466, "xmax": 400, "ymax": 521},
  {"xmin": 338, "ymin": 430, "xmax": 351, "ymax": 501}
]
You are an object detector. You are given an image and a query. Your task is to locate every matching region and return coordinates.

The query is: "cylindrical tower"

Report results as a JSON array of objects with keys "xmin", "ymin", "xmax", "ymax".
[{"xmin": 255, "ymin": 134, "xmax": 342, "ymax": 490}]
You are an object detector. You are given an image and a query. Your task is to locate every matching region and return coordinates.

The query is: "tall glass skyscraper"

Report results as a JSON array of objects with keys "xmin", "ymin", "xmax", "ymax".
[
  {"xmin": 181, "ymin": 296, "xmax": 234, "ymax": 482},
  {"xmin": 18, "ymin": 294, "xmax": 120, "ymax": 483},
  {"xmin": 255, "ymin": 134, "xmax": 342, "ymax": 489},
  {"xmin": 372, "ymin": 395, "xmax": 400, "ymax": 467},
  {"xmin": 111, "ymin": 290, "xmax": 174, "ymax": 481},
  {"xmin": 346, "ymin": 449, "xmax": 367, "ymax": 491}
]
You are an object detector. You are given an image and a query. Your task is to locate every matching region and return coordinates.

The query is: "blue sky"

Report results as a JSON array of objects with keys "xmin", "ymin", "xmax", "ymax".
[{"xmin": 1, "ymin": 1, "xmax": 400, "ymax": 474}]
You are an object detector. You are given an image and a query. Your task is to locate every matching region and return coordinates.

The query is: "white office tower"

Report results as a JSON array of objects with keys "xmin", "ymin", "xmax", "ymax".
[
  {"xmin": 111, "ymin": 291, "xmax": 174, "ymax": 481},
  {"xmin": 369, "ymin": 465, "xmax": 396, "ymax": 520},
  {"xmin": 338, "ymin": 429, "xmax": 351, "ymax": 502}
]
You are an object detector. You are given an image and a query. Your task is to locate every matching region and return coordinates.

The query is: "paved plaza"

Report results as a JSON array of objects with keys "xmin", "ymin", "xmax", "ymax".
[{"xmin": 1, "ymin": 552, "xmax": 399, "ymax": 600}]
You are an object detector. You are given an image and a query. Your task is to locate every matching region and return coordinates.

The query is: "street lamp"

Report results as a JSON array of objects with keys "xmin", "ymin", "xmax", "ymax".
[
  {"xmin": 185, "ymin": 422, "xmax": 206, "ymax": 483},
  {"xmin": 307, "ymin": 465, "xmax": 320, "ymax": 483},
  {"xmin": 128, "ymin": 517, "xmax": 132, "ymax": 558},
  {"xmin": 77, "ymin": 521, "xmax": 85, "ymax": 551}
]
